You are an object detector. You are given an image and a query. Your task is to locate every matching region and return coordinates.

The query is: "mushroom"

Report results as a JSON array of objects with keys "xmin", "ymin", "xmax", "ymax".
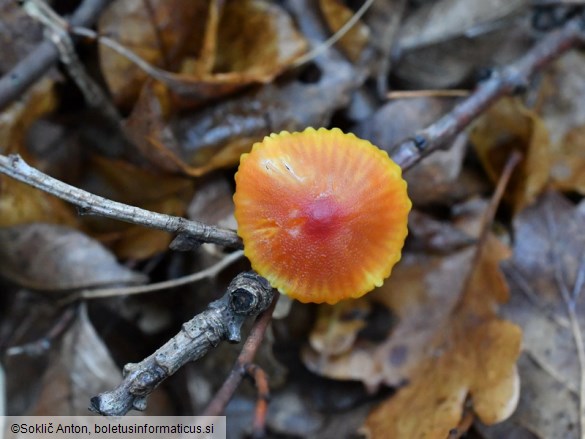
[{"xmin": 233, "ymin": 127, "xmax": 411, "ymax": 304}]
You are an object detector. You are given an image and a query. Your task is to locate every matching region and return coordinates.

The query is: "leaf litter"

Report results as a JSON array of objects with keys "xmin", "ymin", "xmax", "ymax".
[{"xmin": 1, "ymin": 1, "xmax": 585, "ymax": 438}]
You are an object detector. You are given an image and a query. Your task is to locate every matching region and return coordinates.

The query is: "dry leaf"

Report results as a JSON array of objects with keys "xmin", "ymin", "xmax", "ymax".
[
  {"xmin": 408, "ymin": 210, "xmax": 476, "ymax": 254},
  {"xmin": 0, "ymin": 223, "xmax": 146, "ymax": 291},
  {"xmin": 98, "ymin": 0, "xmax": 210, "ymax": 108},
  {"xmin": 319, "ymin": 0, "xmax": 370, "ymax": 62},
  {"xmin": 361, "ymin": 0, "xmax": 406, "ymax": 94},
  {"xmin": 211, "ymin": 0, "xmax": 307, "ymax": 78},
  {"xmin": 538, "ymin": 51, "xmax": 585, "ymax": 145},
  {"xmin": 100, "ymin": 0, "xmax": 307, "ymax": 109},
  {"xmin": 309, "ymin": 299, "xmax": 371, "ymax": 357},
  {"xmin": 28, "ymin": 305, "xmax": 122, "ymax": 415},
  {"xmin": 479, "ymin": 191, "xmax": 585, "ymax": 438},
  {"xmin": 127, "ymin": 48, "xmax": 357, "ymax": 176},
  {"xmin": 397, "ymin": 0, "xmax": 529, "ymax": 51},
  {"xmin": 363, "ymin": 236, "xmax": 521, "ymax": 438},
  {"xmin": 302, "ymin": 198, "xmax": 521, "ymax": 437},
  {"xmin": 394, "ymin": 19, "xmax": 533, "ymax": 89},
  {"xmin": 0, "ymin": 363, "xmax": 4, "ymax": 416},
  {"xmin": 0, "ymin": 78, "xmax": 78, "ymax": 227},
  {"xmin": 471, "ymin": 97, "xmax": 551, "ymax": 213},
  {"xmin": 187, "ymin": 176, "xmax": 236, "ymax": 230},
  {"xmin": 550, "ymin": 125, "xmax": 585, "ymax": 194}
]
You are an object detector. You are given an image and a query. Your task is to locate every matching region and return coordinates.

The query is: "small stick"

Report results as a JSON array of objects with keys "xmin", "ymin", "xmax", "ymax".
[
  {"xmin": 245, "ymin": 364, "xmax": 270, "ymax": 439},
  {"xmin": 61, "ymin": 250, "xmax": 244, "ymax": 304},
  {"xmin": 387, "ymin": 89, "xmax": 470, "ymax": 99}
]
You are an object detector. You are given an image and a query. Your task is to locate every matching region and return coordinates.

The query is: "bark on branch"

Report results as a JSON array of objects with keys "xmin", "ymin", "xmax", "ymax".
[
  {"xmin": 0, "ymin": 154, "xmax": 242, "ymax": 248},
  {"xmin": 90, "ymin": 272, "xmax": 275, "ymax": 416},
  {"xmin": 391, "ymin": 14, "xmax": 585, "ymax": 170}
]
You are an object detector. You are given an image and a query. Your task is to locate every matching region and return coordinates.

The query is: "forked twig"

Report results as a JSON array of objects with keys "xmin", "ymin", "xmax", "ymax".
[{"xmin": 90, "ymin": 272, "xmax": 275, "ymax": 416}]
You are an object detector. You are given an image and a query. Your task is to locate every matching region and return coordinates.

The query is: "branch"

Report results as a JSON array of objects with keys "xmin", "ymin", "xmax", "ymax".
[
  {"xmin": 390, "ymin": 14, "xmax": 585, "ymax": 170},
  {"xmin": 0, "ymin": 0, "xmax": 114, "ymax": 112},
  {"xmin": 202, "ymin": 292, "xmax": 279, "ymax": 417},
  {"xmin": 90, "ymin": 272, "xmax": 275, "ymax": 416},
  {"xmin": 0, "ymin": 154, "xmax": 242, "ymax": 248}
]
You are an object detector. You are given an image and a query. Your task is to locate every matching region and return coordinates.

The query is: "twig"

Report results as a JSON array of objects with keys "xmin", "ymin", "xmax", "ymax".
[
  {"xmin": 459, "ymin": 151, "xmax": 521, "ymax": 307},
  {"xmin": 0, "ymin": 154, "xmax": 242, "ymax": 249},
  {"xmin": 245, "ymin": 364, "xmax": 270, "ymax": 439},
  {"xmin": 291, "ymin": 0, "xmax": 375, "ymax": 67},
  {"xmin": 69, "ymin": 26, "xmax": 181, "ymax": 86},
  {"xmin": 387, "ymin": 89, "xmax": 470, "ymax": 99},
  {"xmin": 21, "ymin": 0, "xmax": 121, "ymax": 122},
  {"xmin": 90, "ymin": 272, "xmax": 275, "ymax": 416},
  {"xmin": 202, "ymin": 292, "xmax": 279, "ymax": 417},
  {"xmin": 0, "ymin": 0, "xmax": 114, "ymax": 112},
  {"xmin": 475, "ymin": 151, "xmax": 522, "ymax": 255},
  {"xmin": 390, "ymin": 14, "xmax": 585, "ymax": 170},
  {"xmin": 60, "ymin": 250, "xmax": 244, "ymax": 304}
]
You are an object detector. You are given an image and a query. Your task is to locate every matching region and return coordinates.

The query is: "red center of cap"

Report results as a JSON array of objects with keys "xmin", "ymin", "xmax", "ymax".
[{"xmin": 303, "ymin": 195, "xmax": 343, "ymax": 237}]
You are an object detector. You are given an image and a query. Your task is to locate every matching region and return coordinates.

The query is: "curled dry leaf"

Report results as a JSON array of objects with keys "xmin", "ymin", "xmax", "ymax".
[
  {"xmin": 471, "ymin": 98, "xmax": 551, "ymax": 213},
  {"xmin": 479, "ymin": 191, "xmax": 585, "ymax": 439},
  {"xmin": 98, "ymin": 0, "xmax": 210, "ymax": 108},
  {"xmin": 0, "ymin": 223, "xmax": 146, "ymax": 291},
  {"xmin": 99, "ymin": 0, "xmax": 307, "ymax": 109},
  {"xmin": 126, "ymin": 49, "xmax": 357, "ymax": 176}
]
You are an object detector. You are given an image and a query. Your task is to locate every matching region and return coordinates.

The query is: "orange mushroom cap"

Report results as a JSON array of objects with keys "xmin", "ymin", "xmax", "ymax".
[{"xmin": 233, "ymin": 127, "xmax": 411, "ymax": 304}]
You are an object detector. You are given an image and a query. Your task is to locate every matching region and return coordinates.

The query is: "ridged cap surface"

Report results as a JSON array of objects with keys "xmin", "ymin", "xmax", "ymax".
[{"xmin": 234, "ymin": 127, "xmax": 411, "ymax": 304}]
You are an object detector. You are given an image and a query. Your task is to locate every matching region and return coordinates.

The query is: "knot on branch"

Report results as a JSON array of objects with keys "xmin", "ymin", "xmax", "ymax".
[{"xmin": 89, "ymin": 271, "xmax": 275, "ymax": 416}]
